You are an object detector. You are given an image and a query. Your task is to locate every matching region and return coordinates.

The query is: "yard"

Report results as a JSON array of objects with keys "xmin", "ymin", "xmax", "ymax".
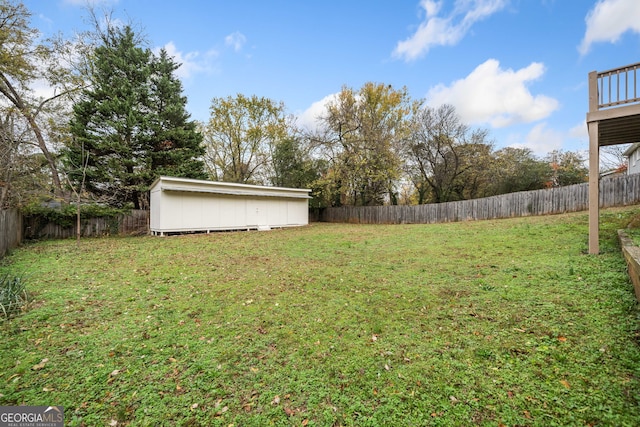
[{"xmin": 1, "ymin": 207, "xmax": 640, "ymax": 426}]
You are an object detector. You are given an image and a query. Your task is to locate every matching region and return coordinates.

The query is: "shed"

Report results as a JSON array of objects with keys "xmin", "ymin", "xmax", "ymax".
[{"xmin": 149, "ymin": 176, "xmax": 312, "ymax": 235}]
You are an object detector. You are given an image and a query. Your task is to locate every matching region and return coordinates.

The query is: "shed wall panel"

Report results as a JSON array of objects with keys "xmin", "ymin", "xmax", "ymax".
[
  {"xmin": 287, "ymin": 200, "xmax": 308, "ymax": 225},
  {"xmin": 150, "ymin": 188, "xmax": 162, "ymax": 231},
  {"xmin": 247, "ymin": 199, "xmax": 269, "ymax": 227},
  {"xmin": 182, "ymin": 192, "xmax": 205, "ymax": 228},
  {"xmin": 219, "ymin": 196, "xmax": 246, "ymax": 228},
  {"xmin": 268, "ymin": 200, "xmax": 288, "ymax": 226}
]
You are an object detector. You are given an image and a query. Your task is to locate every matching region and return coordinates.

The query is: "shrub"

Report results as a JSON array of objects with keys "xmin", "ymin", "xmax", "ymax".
[
  {"xmin": 22, "ymin": 202, "xmax": 127, "ymax": 228},
  {"xmin": 0, "ymin": 273, "xmax": 28, "ymax": 320}
]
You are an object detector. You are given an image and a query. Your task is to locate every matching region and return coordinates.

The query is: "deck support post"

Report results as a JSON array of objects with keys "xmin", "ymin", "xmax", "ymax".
[{"xmin": 588, "ymin": 120, "xmax": 599, "ymax": 255}]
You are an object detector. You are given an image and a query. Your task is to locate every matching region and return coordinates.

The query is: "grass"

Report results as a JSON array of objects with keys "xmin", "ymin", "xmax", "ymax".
[{"xmin": 1, "ymin": 207, "xmax": 640, "ymax": 426}]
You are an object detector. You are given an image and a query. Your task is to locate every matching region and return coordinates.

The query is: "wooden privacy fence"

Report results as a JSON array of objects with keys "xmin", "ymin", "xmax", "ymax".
[
  {"xmin": 3, "ymin": 173, "xmax": 640, "ymax": 255},
  {"xmin": 318, "ymin": 173, "xmax": 640, "ymax": 224},
  {"xmin": 22, "ymin": 210, "xmax": 149, "ymax": 240},
  {"xmin": 0, "ymin": 209, "xmax": 22, "ymax": 258}
]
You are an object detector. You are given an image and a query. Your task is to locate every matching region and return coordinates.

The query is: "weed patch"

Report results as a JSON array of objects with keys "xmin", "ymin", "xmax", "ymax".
[{"xmin": 0, "ymin": 273, "xmax": 28, "ymax": 320}]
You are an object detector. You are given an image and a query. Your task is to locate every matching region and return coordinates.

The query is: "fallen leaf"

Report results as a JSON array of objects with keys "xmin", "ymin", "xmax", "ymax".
[
  {"xmin": 32, "ymin": 358, "xmax": 49, "ymax": 371},
  {"xmin": 190, "ymin": 403, "xmax": 198, "ymax": 410},
  {"xmin": 384, "ymin": 364, "xmax": 390, "ymax": 371},
  {"xmin": 449, "ymin": 395, "xmax": 458, "ymax": 403},
  {"xmin": 302, "ymin": 419, "xmax": 309, "ymax": 426},
  {"xmin": 560, "ymin": 379, "xmax": 570, "ymax": 389},
  {"xmin": 524, "ymin": 410, "xmax": 532, "ymax": 419},
  {"xmin": 284, "ymin": 407, "xmax": 295, "ymax": 416},
  {"xmin": 272, "ymin": 395, "xmax": 280, "ymax": 405},
  {"xmin": 558, "ymin": 336, "xmax": 567, "ymax": 342}
]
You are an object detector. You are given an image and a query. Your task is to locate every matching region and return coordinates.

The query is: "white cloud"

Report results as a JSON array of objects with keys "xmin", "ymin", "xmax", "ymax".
[
  {"xmin": 155, "ymin": 42, "xmax": 219, "ymax": 80},
  {"xmin": 426, "ymin": 59, "xmax": 559, "ymax": 128},
  {"xmin": 579, "ymin": 0, "xmax": 640, "ymax": 55},
  {"xmin": 37, "ymin": 13, "xmax": 53, "ymax": 26},
  {"xmin": 224, "ymin": 31, "xmax": 247, "ymax": 52},
  {"xmin": 393, "ymin": 0, "xmax": 508, "ymax": 61},
  {"xmin": 508, "ymin": 122, "xmax": 565, "ymax": 155},
  {"xmin": 31, "ymin": 78, "xmax": 56, "ymax": 101},
  {"xmin": 569, "ymin": 121, "xmax": 588, "ymax": 140},
  {"xmin": 296, "ymin": 93, "xmax": 338, "ymax": 132}
]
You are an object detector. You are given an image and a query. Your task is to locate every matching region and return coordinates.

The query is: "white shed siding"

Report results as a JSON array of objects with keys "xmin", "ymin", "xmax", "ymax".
[
  {"xmin": 288, "ymin": 200, "xmax": 308, "ymax": 225},
  {"xmin": 149, "ymin": 176, "xmax": 311, "ymax": 235}
]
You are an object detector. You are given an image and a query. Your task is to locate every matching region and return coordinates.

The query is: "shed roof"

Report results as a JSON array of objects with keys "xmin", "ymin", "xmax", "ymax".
[{"xmin": 150, "ymin": 176, "xmax": 312, "ymax": 199}]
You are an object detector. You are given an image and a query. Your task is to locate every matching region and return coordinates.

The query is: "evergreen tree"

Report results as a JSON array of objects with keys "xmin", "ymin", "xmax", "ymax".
[
  {"xmin": 147, "ymin": 49, "xmax": 206, "ymax": 181},
  {"xmin": 65, "ymin": 25, "xmax": 205, "ymax": 209},
  {"xmin": 271, "ymin": 137, "xmax": 317, "ymax": 189}
]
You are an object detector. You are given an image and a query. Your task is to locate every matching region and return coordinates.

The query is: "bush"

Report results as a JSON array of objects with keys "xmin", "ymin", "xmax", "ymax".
[
  {"xmin": 22, "ymin": 202, "xmax": 128, "ymax": 228},
  {"xmin": 0, "ymin": 273, "xmax": 28, "ymax": 320}
]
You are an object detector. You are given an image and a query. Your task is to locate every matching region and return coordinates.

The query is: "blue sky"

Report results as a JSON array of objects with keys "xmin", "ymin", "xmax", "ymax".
[{"xmin": 24, "ymin": 0, "xmax": 640, "ymax": 157}]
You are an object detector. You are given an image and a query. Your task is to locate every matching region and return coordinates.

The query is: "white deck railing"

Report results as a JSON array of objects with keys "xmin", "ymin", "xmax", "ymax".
[{"xmin": 590, "ymin": 62, "xmax": 640, "ymax": 110}]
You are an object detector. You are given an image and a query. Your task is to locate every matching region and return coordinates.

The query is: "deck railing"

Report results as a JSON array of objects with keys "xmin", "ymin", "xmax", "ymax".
[{"xmin": 590, "ymin": 62, "xmax": 640, "ymax": 111}]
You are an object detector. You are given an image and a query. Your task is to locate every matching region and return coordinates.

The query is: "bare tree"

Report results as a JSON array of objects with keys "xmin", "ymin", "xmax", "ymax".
[
  {"xmin": 600, "ymin": 144, "xmax": 631, "ymax": 173},
  {"xmin": 404, "ymin": 104, "xmax": 492, "ymax": 203},
  {"xmin": 0, "ymin": 1, "xmax": 86, "ymax": 199},
  {"xmin": 0, "ymin": 109, "xmax": 49, "ymax": 208}
]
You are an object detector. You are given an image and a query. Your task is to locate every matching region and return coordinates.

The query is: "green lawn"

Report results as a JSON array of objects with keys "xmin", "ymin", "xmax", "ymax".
[{"xmin": 1, "ymin": 207, "xmax": 640, "ymax": 426}]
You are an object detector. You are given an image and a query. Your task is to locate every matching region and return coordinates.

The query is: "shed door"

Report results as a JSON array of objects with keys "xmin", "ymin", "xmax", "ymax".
[{"xmin": 246, "ymin": 199, "xmax": 269, "ymax": 227}]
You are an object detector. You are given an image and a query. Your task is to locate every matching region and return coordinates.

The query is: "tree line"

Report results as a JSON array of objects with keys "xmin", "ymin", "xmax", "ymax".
[{"xmin": 0, "ymin": 1, "xmax": 595, "ymax": 212}]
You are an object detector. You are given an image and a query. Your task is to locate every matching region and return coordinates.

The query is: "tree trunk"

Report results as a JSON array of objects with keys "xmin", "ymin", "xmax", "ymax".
[
  {"xmin": 26, "ymin": 113, "xmax": 63, "ymax": 198},
  {"xmin": 0, "ymin": 75, "xmax": 64, "ymax": 199}
]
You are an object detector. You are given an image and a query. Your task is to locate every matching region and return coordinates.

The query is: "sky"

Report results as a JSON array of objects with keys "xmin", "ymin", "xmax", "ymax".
[{"xmin": 22, "ymin": 0, "xmax": 640, "ymax": 157}]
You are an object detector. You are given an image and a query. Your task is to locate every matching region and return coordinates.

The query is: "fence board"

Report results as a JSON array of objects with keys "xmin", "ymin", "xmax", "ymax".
[
  {"xmin": 0, "ymin": 209, "xmax": 22, "ymax": 258},
  {"xmin": 318, "ymin": 174, "xmax": 640, "ymax": 225},
  {"xmin": 23, "ymin": 210, "xmax": 149, "ymax": 240}
]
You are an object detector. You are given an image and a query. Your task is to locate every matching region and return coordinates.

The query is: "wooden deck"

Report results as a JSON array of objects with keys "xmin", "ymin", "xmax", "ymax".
[{"xmin": 588, "ymin": 62, "xmax": 640, "ymax": 254}]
